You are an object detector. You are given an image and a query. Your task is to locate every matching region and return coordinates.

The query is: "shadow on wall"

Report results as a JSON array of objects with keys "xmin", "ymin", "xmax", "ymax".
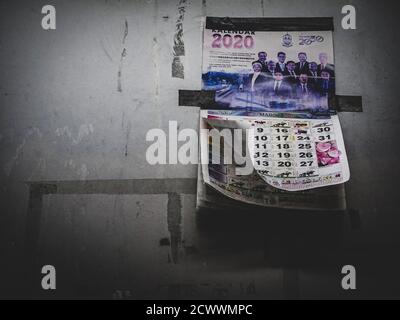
[{"xmin": 196, "ymin": 206, "xmax": 345, "ymax": 268}]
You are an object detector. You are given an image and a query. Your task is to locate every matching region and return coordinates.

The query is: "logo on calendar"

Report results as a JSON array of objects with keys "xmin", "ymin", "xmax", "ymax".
[
  {"xmin": 281, "ymin": 33, "xmax": 293, "ymax": 47},
  {"xmin": 299, "ymin": 35, "xmax": 324, "ymax": 46}
]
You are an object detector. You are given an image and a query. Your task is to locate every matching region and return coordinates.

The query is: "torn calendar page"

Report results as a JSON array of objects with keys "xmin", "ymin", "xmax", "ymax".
[
  {"xmin": 199, "ymin": 110, "xmax": 347, "ymax": 210},
  {"xmin": 200, "ymin": 109, "xmax": 350, "ymax": 192}
]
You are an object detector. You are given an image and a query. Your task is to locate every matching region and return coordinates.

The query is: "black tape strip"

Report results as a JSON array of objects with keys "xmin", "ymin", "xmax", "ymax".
[
  {"xmin": 205, "ymin": 16, "xmax": 334, "ymax": 31},
  {"xmin": 178, "ymin": 90, "xmax": 216, "ymax": 109},
  {"xmin": 179, "ymin": 90, "xmax": 363, "ymax": 112}
]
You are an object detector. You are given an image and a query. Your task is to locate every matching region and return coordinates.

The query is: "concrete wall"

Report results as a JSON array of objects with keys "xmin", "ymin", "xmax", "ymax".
[{"xmin": 1, "ymin": 0, "xmax": 400, "ymax": 299}]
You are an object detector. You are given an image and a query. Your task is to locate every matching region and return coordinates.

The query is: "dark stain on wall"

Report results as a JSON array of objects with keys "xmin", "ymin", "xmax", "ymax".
[{"xmin": 167, "ymin": 192, "xmax": 182, "ymax": 263}]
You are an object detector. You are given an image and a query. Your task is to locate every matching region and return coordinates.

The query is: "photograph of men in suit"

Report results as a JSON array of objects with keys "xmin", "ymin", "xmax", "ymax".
[
  {"xmin": 295, "ymin": 73, "xmax": 315, "ymax": 98},
  {"xmin": 241, "ymin": 61, "xmax": 269, "ymax": 94},
  {"xmin": 275, "ymin": 52, "xmax": 287, "ymax": 74},
  {"xmin": 317, "ymin": 52, "xmax": 335, "ymax": 77},
  {"xmin": 308, "ymin": 62, "xmax": 319, "ymax": 86},
  {"xmin": 254, "ymin": 51, "xmax": 268, "ymax": 73},
  {"xmin": 317, "ymin": 70, "xmax": 335, "ymax": 97},
  {"xmin": 266, "ymin": 60, "xmax": 276, "ymax": 77},
  {"xmin": 285, "ymin": 61, "xmax": 298, "ymax": 86},
  {"xmin": 264, "ymin": 72, "xmax": 292, "ymax": 98},
  {"xmin": 295, "ymin": 52, "xmax": 309, "ymax": 75}
]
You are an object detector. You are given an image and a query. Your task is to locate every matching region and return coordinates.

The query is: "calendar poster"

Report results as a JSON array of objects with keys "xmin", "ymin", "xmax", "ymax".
[
  {"xmin": 200, "ymin": 17, "xmax": 349, "ymax": 199},
  {"xmin": 202, "ymin": 18, "xmax": 336, "ymax": 115}
]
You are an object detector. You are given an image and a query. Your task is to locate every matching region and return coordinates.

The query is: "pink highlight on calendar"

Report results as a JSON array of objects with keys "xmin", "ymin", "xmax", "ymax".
[{"xmin": 316, "ymin": 141, "xmax": 341, "ymax": 167}]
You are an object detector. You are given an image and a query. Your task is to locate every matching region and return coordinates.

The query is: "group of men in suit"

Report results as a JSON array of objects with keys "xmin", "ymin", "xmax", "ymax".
[{"xmin": 241, "ymin": 51, "xmax": 335, "ymax": 99}]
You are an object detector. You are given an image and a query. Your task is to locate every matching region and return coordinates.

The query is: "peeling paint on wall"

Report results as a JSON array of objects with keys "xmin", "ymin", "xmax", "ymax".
[
  {"xmin": 152, "ymin": 37, "xmax": 160, "ymax": 101},
  {"xmin": 55, "ymin": 124, "xmax": 94, "ymax": 145},
  {"xmin": 151, "ymin": 0, "xmax": 160, "ymax": 105},
  {"xmin": 4, "ymin": 128, "xmax": 42, "ymax": 176},
  {"xmin": 117, "ymin": 19, "xmax": 129, "ymax": 92},
  {"xmin": 28, "ymin": 157, "xmax": 47, "ymax": 181},
  {"xmin": 135, "ymin": 200, "xmax": 144, "ymax": 218},
  {"xmin": 62, "ymin": 159, "xmax": 92, "ymax": 180},
  {"xmin": 171, "ymin": 0, "xmax": 187, "ymax": 79},
  {"xmin": 78, "ymin": 164, "xmax": 90, "ymax": 180}
]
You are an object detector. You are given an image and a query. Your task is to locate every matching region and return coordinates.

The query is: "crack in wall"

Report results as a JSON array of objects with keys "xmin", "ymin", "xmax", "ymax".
[
  {"xmin": 100, "ymin": 39, "xmax": 114, "ymax": 62},
  {"xmin": 261, "ymin": 0, "xmax": 265, "ymax": 16},
  {"xmin": 117, "ymin": 19, "xmax": 129, "ymax": 92}
]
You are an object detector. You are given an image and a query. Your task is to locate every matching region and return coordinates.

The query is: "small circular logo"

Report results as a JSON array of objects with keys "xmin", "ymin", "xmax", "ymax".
[{"xmin": 282, "ymin": 33, "xmax": 293, "ymax": 47}]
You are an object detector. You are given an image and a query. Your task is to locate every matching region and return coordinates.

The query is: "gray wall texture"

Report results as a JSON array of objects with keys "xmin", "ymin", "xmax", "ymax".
[{"xmin": 1, "ymin": 0, "xmax": 400, "ymax": 299}]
